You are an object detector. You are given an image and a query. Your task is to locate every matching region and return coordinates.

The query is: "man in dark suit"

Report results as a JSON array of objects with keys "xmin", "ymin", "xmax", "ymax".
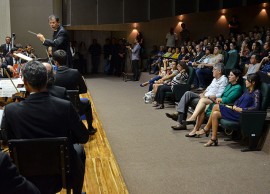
[
  {"xmin": 53, "ymin": 50, "xmax": 96, "ymax": 135},
  {"xmin": 0, "ymin": 151, "xmax": 41, "ymax": 194},
  {"xmin": 1, "ymin": 61, "xmax": 89, "ymax": 194},
  {"xmin": 37, "ymin": 15, "xmax": 72, "ymax": 68},
  {"xmin": 1, "ymin": 47, "xmax": 20, "ymax": 77},
  {"xmin": 0, "ymin": 36, "xmax": 11, "ymax": 57}
]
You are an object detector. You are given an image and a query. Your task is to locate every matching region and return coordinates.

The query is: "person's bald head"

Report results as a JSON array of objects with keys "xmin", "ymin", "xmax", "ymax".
[
  {"xmin": 42, "ymin": 62, "xmax": 54, "ymax": 86},
  {"xmin": 43, "ymin": 62, "xmax": 52, "ymax": 73}
]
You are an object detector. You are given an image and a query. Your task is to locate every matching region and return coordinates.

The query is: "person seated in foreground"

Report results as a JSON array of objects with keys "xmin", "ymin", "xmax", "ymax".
[
  {"xmin": 165, "ymin": 63, "xmax": 228, "ymax": 130},
  {"xmin": 153, "ymin": 61, "xmax": 189, "ymax": 109},
  {"xmin": 53, "ymin": 50, "xmax": 96, "ymax": 135},
  {"xmin": 0, "ymin": 151, "xmax": 41, "ymax": 194},
  {"xmin": 1, "ymin": 61, "xmax": 90, "ymax": 194},
  {"xmin": 185, "ymin": 69, "xmax": 242, "ymax": 137},
  {"xmin": 199, "ymin": 73, "xmax": 261, "ymax": 147}
]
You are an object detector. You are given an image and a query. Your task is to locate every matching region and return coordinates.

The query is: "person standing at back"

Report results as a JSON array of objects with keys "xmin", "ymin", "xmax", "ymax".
[
  {"xmin": 53, "ymin": 50, "xmax": 96, "ymax": 135},
  {"xmin": 166, "ymin": 27, "xmax": 178, "ymax": 49},
  {"xmin": 37, "ymin": 14, "xmax": 72, "ymax": 68},
  {"xmin": 88, "ymin": 39, "xmax": 101, "ymax": 74},
  {"xmin": 126, "ymin": 37, "xmax": 141, "ymax": 81},
  {"xmin": 0, "ymin": 36, "xmax": 11, "ymax": 57}
]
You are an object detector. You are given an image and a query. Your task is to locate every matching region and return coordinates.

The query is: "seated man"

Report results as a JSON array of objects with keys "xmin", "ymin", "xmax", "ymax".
[
  {"xmin": 0, "ymin": 151, "xmax": 40, "ymax": 194},
  {"xmin": 1, "ymin": 47, "xmax": 20, "ymax": 77},
  {"xmin": 53, "ymin": 50, "xmax": 96, "ymax": 135},
  {"xmin": 165, "ymin": 63, "xmax": 228, "ymax": 130},
  {"xmin": 1, "ymin": 61, "xmax": 90, "ymax": 194},
  {"xmin": 257, "ymin": 52, "xmax": 270, "ymax": 83},
  {"xmin": 243, "ymin": 54, "xmax": 261, "ymax": 79}
]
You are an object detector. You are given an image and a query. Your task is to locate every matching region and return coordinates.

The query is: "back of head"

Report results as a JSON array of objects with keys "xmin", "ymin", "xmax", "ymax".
[
  {"xmin": 53, "ymin": 50, "xmax": 67, "ymax": 66},
  {"xmin": 22, "ymin": 61, "xmax": 47, "ymax": 90},
  {"xmin": 43, "ymin": 62, "xmax": 54, "ymax": 86},
  {"xmin": 247, "ymin": 72, "xmax": 261, "ymax": 90}
]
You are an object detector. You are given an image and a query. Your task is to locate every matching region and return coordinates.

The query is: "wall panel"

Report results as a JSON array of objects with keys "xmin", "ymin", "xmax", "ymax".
[
  {"xmin": 124, "ymin": 0, "xmax": 148, "ymax": 23},
  {"xmin": 98, "ymin": 0, "xmax": 123, "ymax": 24},
  {"xmin": 175, "ymin": 0, "xmax": 197, "ymax": 15},
  {"xmin": 150, "ymin": 0, "xmax": 173, "ymax": 19},
  {"xmin": 199, "ymin": 0, "xmax": 220, "ymax": 12},
  {"xmin": 70, "ymin": 0, "xmax": 97, "ymax": 25}
]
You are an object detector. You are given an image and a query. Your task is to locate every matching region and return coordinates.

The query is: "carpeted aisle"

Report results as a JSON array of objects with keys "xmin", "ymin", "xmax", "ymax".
[{"xmin": 85, "ymin": 74, "xmax": 270, "ymax": 194}]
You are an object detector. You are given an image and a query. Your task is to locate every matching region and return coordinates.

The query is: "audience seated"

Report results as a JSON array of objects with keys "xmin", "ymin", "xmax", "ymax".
[
  {"xmin": 150, "ymin": 46, "xmax": 165, "ymax": 74},
  {"xmin": 151, "ymin": 61, "xmax": 179, "ymax": 95},
  {"xmin": 140, "ymin": 59, "xmax": 175, "ymax": 91},
  {"xmin": 243, "ymin": 54, "xmax": 260, "ymax": 79},
  {"xmin": 153, "ymin": 61, "xmax": 189, "ymax": 109},
  {"xmin": 193, "ymin": 46, "xmax": 223, "ymax": 90},
  {"xmin": 165, "ymin": 63, "xmax": 228, "ymax": 130},
  {"xmin": 184, "ymin": 69, "xmax": 242, "ymax": 137},
  {"xmin": 257, "ymin": 52, "xmax": 270, "ymax": 83},
  {"xmin": 198, "ymin": 73, "xmax": 261, "ymax": 147}
]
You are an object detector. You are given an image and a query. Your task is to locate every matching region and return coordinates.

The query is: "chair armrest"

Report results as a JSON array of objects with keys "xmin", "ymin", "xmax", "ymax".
[{"xmin": 240, "ymin": 111, "xmax": 267, "ymax": 137}]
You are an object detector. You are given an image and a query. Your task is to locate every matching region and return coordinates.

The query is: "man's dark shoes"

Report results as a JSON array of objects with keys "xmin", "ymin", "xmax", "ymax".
[
  {"xmin": 165, "ymin": 112, "xmax": 178, "ymax": 121},
  {"xmin": 171, "ymin": 124, "xmax": 187, "ymax": 130},
  {"xmin": 88, "ymin": 127, "xmax": 97, "ymax": 135}
]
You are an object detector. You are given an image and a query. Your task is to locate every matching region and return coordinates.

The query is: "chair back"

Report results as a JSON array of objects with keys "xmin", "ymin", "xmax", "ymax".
[
  {"xmin": 224, "ymin": 52, "xmax": 240, "ymax": 75},
  {"xmin": 67, "ymin": 90, "xmax": 80, "ymax": 111},
  {"xmin": 8, "ymin": 137, "xmax": 71, "ymax": 193}
]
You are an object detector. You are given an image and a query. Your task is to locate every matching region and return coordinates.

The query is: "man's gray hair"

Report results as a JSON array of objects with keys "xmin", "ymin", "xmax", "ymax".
[
  {"xmin": 22, "ymin": 61, "xmax": 47, "ymax": 89},
  {"xmin": 213, "ymin": 63, "xmax": 224, "ymax": 74},
  {"xmin": 48, "ymin": 14, "xmax": 59, "ymax": 22}
]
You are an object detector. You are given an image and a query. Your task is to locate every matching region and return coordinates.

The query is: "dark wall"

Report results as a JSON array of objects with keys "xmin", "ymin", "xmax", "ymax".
[{"xmin": 150, "ymin": 0, "xmax": 173, "ymax": 19}]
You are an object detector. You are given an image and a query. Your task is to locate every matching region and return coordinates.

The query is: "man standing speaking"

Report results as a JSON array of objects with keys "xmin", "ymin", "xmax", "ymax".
[{"xmin": 37, "ymin": 14, "xmax": 72, "ymax": 68}]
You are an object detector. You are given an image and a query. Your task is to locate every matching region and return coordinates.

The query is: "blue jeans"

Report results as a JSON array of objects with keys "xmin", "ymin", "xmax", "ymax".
[{"xmin": 196, "ymin": 68, "xmax": 212, "ymax": 88}]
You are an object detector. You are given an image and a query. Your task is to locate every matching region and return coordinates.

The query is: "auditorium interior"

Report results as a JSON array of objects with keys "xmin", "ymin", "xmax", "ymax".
[{"xmin": 1, "ymin": 0, "xmax": 270, "ymax": 194}]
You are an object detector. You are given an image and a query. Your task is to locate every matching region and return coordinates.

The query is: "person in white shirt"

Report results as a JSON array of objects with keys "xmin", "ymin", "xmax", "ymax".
[
  {"xmin": 243, "ymin": 54, "xmax": 261, "ymax": 79},
  {"xmin": 166, "ymin": 63, "xmax": 228, "ymax": 130},
  {"xmin": 166, "ymin": 27, "xmax": 178, "ymax": 48}
]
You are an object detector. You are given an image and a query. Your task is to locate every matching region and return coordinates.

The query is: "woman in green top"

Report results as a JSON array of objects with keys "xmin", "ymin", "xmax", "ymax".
[{"xmin": 185, "ymin": 69, "xmax": 243, "ymax": 137}]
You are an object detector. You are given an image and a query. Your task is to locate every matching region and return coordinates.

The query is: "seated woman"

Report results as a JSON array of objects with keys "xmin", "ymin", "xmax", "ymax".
[
  {"xmin": 169, "ymin": 47, "xmax": 180, "ymax": 60},
  {"xmin": 184, "ymin": 69, "xmax": 242, "ymax": 137},
  {"xmin": 163, "ymin": 47, "xmax": 173, "ymax": 58},
  {"xmin": 177, "ymin": 46, "xmax": 188, "ymax": 61},
  {"xmin": 151, "ymin": 61, "xmax": 178, "ymax": 95},
  {"xmin": 197, "ymin": 73, "xmax": 261, "ymax": 147},
  {"xmin": 140, "ymin": 59, "xmax": 174, "ymax": 91},
  {"xmin": 153, "ymin": 61, "xmax": 189, "ymax": 109}
]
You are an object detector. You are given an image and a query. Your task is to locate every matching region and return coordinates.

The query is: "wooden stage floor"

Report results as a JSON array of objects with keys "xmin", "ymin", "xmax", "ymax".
[{"xmin": 61, "ymin": 92, "xmax": 128, "ymax": 194}]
